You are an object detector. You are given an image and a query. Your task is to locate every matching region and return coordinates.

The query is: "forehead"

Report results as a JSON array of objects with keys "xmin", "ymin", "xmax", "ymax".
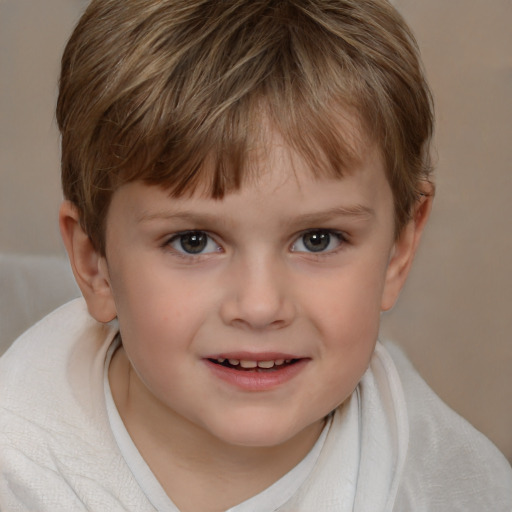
[
  {"xmin": 253, "ymin": 111, "xmax": 367, "ymax": 175},
  {"xmin": 158, "ymin": 109, "xmax": 378, "ymax": 202},
  {"xmin": 235, "ymin": 125, "xmax": 380, "ymax": 196},
  {"xmin": 109, "ymin": 132, "xmax": 391, "ymax": 231}
]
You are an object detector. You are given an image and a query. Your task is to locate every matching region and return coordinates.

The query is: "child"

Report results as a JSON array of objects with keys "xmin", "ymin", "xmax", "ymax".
[{"xmin": 1, "ymin": 0, "xmax": 511, "ymax": 510}]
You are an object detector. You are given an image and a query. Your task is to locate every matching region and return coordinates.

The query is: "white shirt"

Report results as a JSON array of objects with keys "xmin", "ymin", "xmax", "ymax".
[{"xmin": 1, "ymin": 299, "xmax": 511, "ymax": 511}]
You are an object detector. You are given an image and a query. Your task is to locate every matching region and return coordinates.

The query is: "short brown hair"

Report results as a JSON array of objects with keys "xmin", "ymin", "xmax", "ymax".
[{"xmin": 57, "ymin": 0, "xmax": 433, "ymax": 254}]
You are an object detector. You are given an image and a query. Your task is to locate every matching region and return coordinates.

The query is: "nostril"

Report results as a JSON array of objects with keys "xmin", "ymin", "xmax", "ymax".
[
  {"xmin": 218, "ymin": 267, "xmax": 296, "ymax": 329},
  {"xmin": 228, "ymin": 317, "xmax": 290, "ymax": 331}
]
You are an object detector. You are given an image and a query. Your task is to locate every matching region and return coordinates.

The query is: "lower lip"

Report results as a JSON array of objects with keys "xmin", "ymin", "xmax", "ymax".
[{"xmin": 204, "ymin": 359, "xmax": 308, "ymax": 391}]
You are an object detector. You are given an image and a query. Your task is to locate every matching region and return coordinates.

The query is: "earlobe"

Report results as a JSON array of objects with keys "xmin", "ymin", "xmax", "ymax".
[
  {"xmin": 59, "ymin": 201, "xmax": 117, "ymax": 323},
  {"xmin": 381, "ymin": 184, "xmax": 434, "ymax": 311}
]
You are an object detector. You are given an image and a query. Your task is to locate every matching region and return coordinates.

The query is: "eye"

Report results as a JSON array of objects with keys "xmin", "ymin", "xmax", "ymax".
[
  {"xmin": 291, "ymin": 229, "xmax": 344, "ymax": 253},
  {"xmin": 167, "ymin": 231, "xmax": 221, "ymax": 255}
]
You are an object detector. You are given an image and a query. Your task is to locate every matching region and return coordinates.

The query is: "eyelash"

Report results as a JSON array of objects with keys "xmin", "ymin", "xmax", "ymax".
[
  {"xmin": 163, "ymin": 231, "xmax": 222, "ymax": 259},
  {"xmin": 162, "ymin": 229, "xmax": 349, "ymax": 259},
  {"xmin": 290, "ymin": 229, "xmax": 348, "ymax": 257}
]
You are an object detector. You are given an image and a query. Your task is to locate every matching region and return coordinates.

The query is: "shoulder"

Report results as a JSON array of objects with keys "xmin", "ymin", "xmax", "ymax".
[
  {"xmin": 384, "ymin": 342, "xmax": 512, "ymax": 512},
  {"xmin": 0, "ymin": 298, "xmax": 114, "ymax": 406},
  {"xmin": 0, "ymin": 300, "xmax": 156, "ymax": 509},
  {"xmin": 0, "ymin": 297, "xmax": 118, "ymax": 431},
  {"xmin": 0, "ymin": 297, "xmax": 116, "ymax": 436},
  {"xmin": 0, "ymin": 299, "xmax": 131, "ymax": 509}
]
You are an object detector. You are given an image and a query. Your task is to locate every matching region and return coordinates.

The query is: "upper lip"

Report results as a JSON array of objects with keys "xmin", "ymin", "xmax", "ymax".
[{"xmin": 205, "ymin": 351, "xmax": 303, "ymax": 361}]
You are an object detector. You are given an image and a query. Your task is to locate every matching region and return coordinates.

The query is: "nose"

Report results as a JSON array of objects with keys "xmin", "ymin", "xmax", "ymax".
[{"xmin": 219, "ymin": 255, "xmax": 296, "ymax": 331}]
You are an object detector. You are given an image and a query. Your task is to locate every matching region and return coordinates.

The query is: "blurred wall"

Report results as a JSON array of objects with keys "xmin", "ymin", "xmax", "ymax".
[
  {"xmin": 381, "ymin": 0, "xmax": 512, "ymax": 460},
  {"xmin": 1, "ymin": 1, "xmax": 511, "ymax": 459},
  {"xmin": 1, "ymin": 0, "xmax": 86, "ymax": 255}
]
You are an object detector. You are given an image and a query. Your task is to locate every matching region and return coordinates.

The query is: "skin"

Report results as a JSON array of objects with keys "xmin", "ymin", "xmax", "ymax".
[{"xmin": 60, "ymin": 129, "xmax": 431, "ymax": 512}]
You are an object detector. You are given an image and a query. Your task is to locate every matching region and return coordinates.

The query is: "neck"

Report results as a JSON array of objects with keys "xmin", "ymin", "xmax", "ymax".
[{"xmin": 109, "ymin": 346, "xmax": 325, "ymax": 512}]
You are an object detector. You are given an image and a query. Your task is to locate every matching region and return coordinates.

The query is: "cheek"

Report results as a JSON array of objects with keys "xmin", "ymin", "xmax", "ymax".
[
  {"xmin": 109, "ymin": 264, "xmax": 216, "ymax": 359},
  {"xmin": 305, "ymin": 263, "xmax": 387, "ymax": 338},
  {"xmin": 112, "ymin": 285, "xmax": 195, "ymax": 398}
]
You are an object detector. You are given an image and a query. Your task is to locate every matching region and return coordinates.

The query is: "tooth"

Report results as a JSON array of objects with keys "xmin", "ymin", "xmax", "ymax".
[
  {"xmin": 240, "ymin": 360, "xmax": 258, "ymax": 368},
  {"xmin": 274, "ymin": 359, "xmax": 285, "ymax": 366},
  {"xmin": 229, "ymin": 359, "xmax": 240, "ymax": 366},
  {"xmin": 257, "ymin": 361, "xmax": 275, "ymax": 369},
  {"xmin": 217, "ymin": 358, "xmax": 226, "ymax": 363},
  {"xmin": 285, "ymin": 359, "xmax": 291, "ymax": 364}
]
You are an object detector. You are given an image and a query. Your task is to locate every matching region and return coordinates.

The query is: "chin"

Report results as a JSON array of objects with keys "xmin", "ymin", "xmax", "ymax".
[{"xmin": 206, "ymin": 413, "xmax": 321, "ymax": 450}]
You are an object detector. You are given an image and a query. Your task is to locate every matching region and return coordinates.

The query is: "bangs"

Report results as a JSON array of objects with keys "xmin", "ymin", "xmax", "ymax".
[
  {"xmin": 117, "ymin": 98, "xmax": 365, "ymax": 201},
  {"xmin": 93, "ymin": 7, "xmax": 367, "ymax": 201}
]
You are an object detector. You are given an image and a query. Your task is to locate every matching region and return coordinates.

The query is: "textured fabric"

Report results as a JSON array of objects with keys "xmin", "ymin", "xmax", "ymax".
[
  {"xmin": 1, "ymin": 299, "xmax": 511, "ymax": 511},
  {"xmin": 387, "ymin": 342, "xmax": 512, "ymax": 511}
]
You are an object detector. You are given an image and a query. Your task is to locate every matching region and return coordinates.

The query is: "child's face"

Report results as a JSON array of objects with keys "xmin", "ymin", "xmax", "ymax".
[{"xmin": 95, "ymin": 132, "xmax": 415, "ymax": 448}]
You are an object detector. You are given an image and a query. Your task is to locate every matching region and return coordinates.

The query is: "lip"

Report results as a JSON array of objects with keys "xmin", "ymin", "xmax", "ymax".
[{"xmin": 203, "ymin": 354, "xmax": 309, "ymax": 391}]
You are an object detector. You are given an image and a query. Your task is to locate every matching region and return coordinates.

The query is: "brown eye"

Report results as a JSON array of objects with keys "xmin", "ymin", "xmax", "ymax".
[
  {"xmin": 179, "ymin": 232, "xmax": 207, "ymax": 253},
  {"xmin": 302, "ymin": 231, "xmax": 331, "ymax": 252},
  {"xmin": 291, "ymin": 229, "xmax": 344, "ymax": 253},
  {"xmin": 168, "ymin": 231, "xmax": 220, "ymax": 255}
]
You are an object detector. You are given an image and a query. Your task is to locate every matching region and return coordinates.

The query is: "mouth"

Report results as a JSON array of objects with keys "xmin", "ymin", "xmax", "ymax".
[
  {"xmin": 205, "ymin": 354, "xmax": 308, "ymax": 390},
  {"xmin": 208, "ymin": 357, "xmax": 300, "ymax": 372}
]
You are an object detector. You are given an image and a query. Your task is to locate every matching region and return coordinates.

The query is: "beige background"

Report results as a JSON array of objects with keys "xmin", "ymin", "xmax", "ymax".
[{"xmin": 1, "ymin": 1, "xmax": 511, "ymax": 461}]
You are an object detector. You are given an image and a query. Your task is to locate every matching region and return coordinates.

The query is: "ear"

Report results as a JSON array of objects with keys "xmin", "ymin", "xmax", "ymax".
[
  {"xmin": 59, "ymin": 201, "xmax": 117, "ymax": 323},
  {"xmin": 381, "ymin": 183, "xmax": 434, "ymax": 311}
]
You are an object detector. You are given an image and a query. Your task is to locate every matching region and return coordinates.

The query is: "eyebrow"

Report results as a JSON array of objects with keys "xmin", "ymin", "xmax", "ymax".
[
  {"xmin": 137, "ymin": 210, "xmax": 229, "ymax": 226},
  {"xmin": 289, "ymin": 205, "xmax": 375, "ymax": 225},
  {"xmin": 137, "ymin": 204, "xmax": 375, "ymax": 226}
]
